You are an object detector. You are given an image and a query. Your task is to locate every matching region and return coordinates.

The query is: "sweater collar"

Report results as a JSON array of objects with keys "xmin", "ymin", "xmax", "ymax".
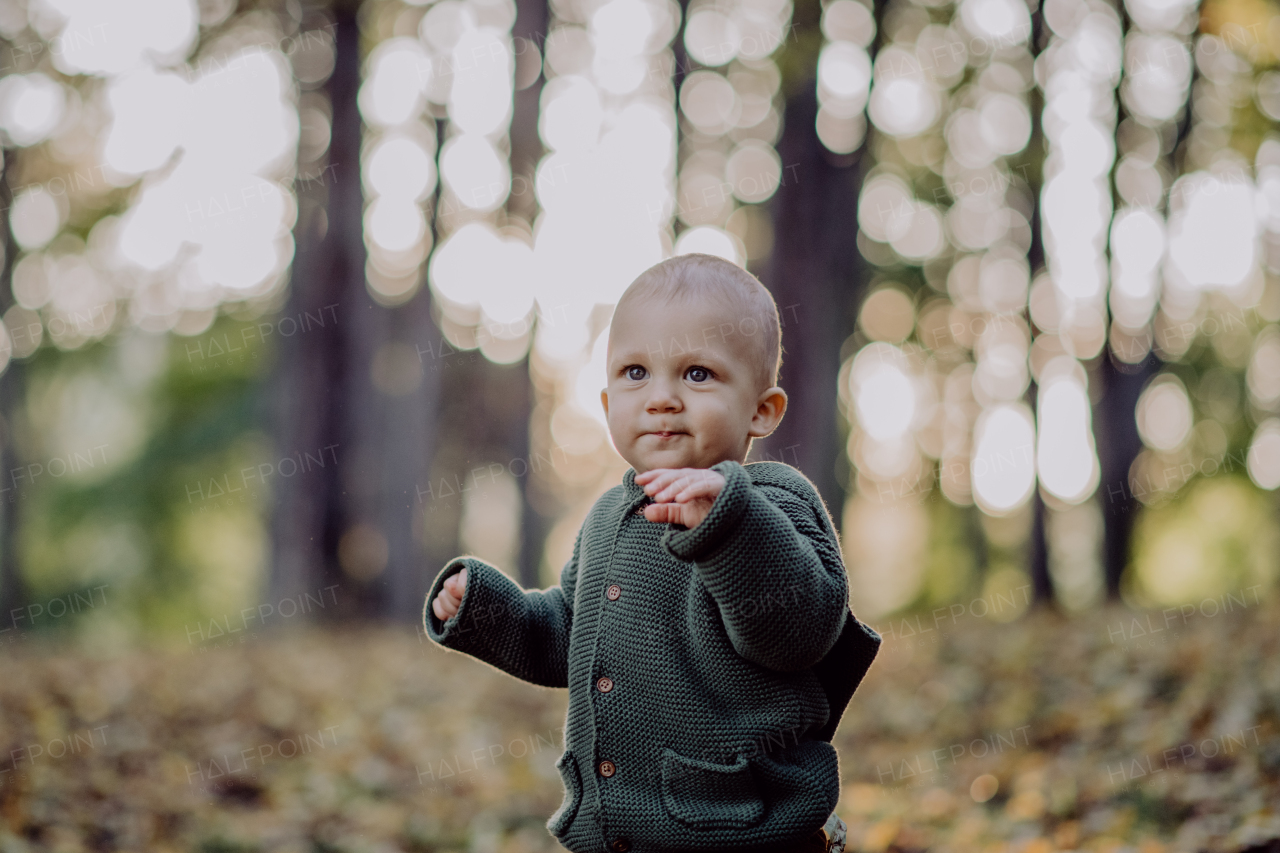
[
  {"xmin": 621, "ymin": 467, "xmax": 652, "ymax": 516},
  {"xmin": 623, "ymin": 467, "xmax": 644, "ymax": 499}
]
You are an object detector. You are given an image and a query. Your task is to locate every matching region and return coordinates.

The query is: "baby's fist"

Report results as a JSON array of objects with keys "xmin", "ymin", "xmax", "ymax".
[{"xmin": 432, "ymin": 568, "xmax": 468, "ymax": 621}]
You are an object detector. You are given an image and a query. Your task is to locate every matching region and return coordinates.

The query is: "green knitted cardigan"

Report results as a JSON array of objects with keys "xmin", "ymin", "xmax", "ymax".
[{"xmin": 424, "ymin": 459, "xmax": 881, "ymax": 853}]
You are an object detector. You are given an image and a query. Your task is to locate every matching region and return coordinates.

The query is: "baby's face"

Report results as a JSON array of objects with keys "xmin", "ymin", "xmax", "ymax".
[{"xmin": 600, "ymin": 296, "xmax": 786, "ymax": 475}]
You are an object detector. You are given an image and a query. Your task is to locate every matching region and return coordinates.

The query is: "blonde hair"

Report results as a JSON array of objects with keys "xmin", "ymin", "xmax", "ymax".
[{"xmin": 617, "ymin": 253, "xmax": 782, "ymax": 392}]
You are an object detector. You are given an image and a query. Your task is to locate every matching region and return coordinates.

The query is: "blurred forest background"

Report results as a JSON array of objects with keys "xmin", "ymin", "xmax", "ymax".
[
  {"xmin": 0, "ymin": 0, "xmax": 1278, "ymax": 848},
  {"xmin": 0, "ymin": 0, "xmax": 1278, "ymax": 644}
]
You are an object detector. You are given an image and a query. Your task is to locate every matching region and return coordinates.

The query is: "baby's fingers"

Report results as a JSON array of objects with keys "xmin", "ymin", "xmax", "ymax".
[
  {"xmin": 670, "ymin": 471, "xmax": 723, "ymax": 501},
  {"xmin": 433, "ymin": 570, "xmax": 467, "ymax": 619},
  {"xmin": 647, "ymin": 500, "xmax": 701, "ymax": 525},
  {"xmin": 639, "ymin": 469, "xmax": 680, "ymax": 496},
  {"xmin": 432, "ymin": 593, "xmax": 457, "ymax": 620},
  {"xmin": 642, "ymin": 501, "xmax": 679, "ymax": 523},
  {"xmin": 434, "ymin": 589, "xmax": 459, "ymax": 616},
  {"xmin": 648, "ymin": 469, "xmax": 702, "ymax": 501}
]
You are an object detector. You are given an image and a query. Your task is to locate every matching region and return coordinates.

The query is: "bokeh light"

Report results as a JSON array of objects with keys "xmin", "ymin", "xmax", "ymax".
[{"xmin": 1137, "ymin": 375, "xmax": 1194, "ymax": 452}]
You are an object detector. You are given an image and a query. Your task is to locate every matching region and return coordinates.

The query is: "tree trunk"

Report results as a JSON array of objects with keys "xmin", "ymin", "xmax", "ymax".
[
  {"xmin": 509, "ymin": 0, "xmax": 549, "ymax": 589},
  {"xmin": 1091, "ymin": 2, "xmax": 1160, "ymax": 602},
  {"xmin": 1021, "ymin": 0, "xmax": 1055, "ymax": 606},
  {"xmin": 0, "ymin": 150, "xmax": 27, "ymax": 621},
  {"xmin": 1024, "ymin": 378, "xmax": 1055, "ymax": 605},
  {"xmin": 1028, "ymin": 479, "xmax": 1055, "ymax": 604},
  {"xmin": 757, "ymin": 84, "xmax": 864, "ymax": 532},
  {"xmin": 0, "ymin": 366, "xmax": 24, "ymax": 621},
  {"xmin": 269, "ymin": 0, "xmax": 443, "ymax": 622},
  {"xmin": 1093, "ymin": 349, "xmax": 1158, "ymax": 598}
]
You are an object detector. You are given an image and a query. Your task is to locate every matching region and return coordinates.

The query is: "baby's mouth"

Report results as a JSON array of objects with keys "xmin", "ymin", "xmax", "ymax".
[{"xmin": 647, "ymin": 431, "xmax": 686, "ymax": 439}]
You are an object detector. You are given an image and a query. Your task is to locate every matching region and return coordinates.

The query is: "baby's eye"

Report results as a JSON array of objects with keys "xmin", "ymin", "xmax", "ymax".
[
  {"xmin": 686, "ymin": 366, "xmax": 711, "ymax": 382},
  {"xmin": 626, "ymin": 366, "xmax": 646, "ymax": 381}
]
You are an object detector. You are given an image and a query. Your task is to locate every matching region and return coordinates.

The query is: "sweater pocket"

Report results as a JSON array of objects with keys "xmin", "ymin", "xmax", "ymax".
[
  {"xmin": 659, "ymin": 748, "xmax": 766, "ymax": 829},
  {"xmin": 547, "ymin": 750, "xmax": 582, "ymax": 838}
]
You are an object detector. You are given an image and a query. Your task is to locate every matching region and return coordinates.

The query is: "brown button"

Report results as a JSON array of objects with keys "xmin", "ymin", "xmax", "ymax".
[
  {"xmin": 596, "ymin": 676, "xmax": 614, "ymax": 693},
  {"xmin": 598, "ymin": 760, "xmax": 616, "ymax": 777},
  {"xmin": 611, "ymin": 839, "xmax": 631, "ymax": 853},
  {"xmin": 606, "ymin": 584, "xmax": 621, "ymax": 601}
]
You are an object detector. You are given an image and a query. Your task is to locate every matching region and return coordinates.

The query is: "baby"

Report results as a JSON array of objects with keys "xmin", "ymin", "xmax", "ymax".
[{"xmin": 425, "ymin": 253, "xmax": 880, "ymax": 853}]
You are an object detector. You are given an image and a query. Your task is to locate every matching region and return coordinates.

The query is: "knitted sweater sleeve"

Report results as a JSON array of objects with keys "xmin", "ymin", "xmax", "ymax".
[
  {"xmin": 422, "ymin": 526, "xmax": 580, "ymax": 689},
  {"xmin": 660, "ymin": 460, "xmax": 848, "ymax": 672}
]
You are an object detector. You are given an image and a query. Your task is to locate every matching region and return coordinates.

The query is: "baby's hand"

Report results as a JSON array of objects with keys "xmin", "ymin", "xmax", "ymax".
[
  {"xmin": 432, "ymin": 569, "xmax": 467, "ymax": 621},
  {"xmin": 635, "ymin": 468, "xmax": 726, "ymax": 530}
]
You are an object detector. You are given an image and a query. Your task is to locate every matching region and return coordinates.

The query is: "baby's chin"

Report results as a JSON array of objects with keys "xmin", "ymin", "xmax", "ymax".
[
  {"xmin": 629, "ymin": 448, "xmax": 696, "ymax": 473},
  {"xmin": 629, "ymin": 447, "xmax": 732, "ymax": 473}
]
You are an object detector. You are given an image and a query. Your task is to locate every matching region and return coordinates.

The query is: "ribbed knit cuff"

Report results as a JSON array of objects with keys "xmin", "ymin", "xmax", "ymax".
[
  {"xmin": 661, "ymin": 460, "xmax": 752, "ymax": 563},
  {"xmin": 423, "ymin": 556, "xmax": 498, "ymax": 648}
]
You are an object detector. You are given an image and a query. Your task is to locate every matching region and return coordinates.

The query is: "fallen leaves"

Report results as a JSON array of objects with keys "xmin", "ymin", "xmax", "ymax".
[
  {"xmin": 832, "ymin": 601, "xmax": 1280, "ymax": 852},
  {"xmin": 0, "ymin": 601, "xmax": 1274, "ymax": 851}
]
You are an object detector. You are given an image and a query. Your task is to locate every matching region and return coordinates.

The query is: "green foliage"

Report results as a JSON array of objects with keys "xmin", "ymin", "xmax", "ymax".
[
  {"xmin": 918, "ymin": 498, "xmax": 983, "ymax": 608},
  {"xmin": 1130, "ymin": 473, "xmax": 1280, "ymax": 606},
  {"xmin": 14, "ymin": 315, "xmax": 274, "ymax": 642}
]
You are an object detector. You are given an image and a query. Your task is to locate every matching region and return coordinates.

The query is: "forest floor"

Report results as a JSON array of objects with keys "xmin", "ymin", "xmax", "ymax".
[{"xmin": 0, "ymin": 599, "xmax": 1277, "ymax": 853}]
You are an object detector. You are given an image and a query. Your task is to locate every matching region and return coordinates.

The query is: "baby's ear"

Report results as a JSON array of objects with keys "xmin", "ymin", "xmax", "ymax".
[{"xmin": 749, "ymin": 387, "xmax": 787, "ymax": 436}]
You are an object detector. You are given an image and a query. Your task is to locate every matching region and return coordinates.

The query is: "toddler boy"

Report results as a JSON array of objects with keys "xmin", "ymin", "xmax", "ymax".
[{"xmin": 425, "ymin": 253, "xmax": 880, "ymax": 853}]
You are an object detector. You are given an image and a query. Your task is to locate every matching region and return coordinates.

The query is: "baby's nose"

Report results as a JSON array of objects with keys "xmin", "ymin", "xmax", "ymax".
[{"xmin": 646, "ymin": 381, "xmax": 681, "ymax": 410}]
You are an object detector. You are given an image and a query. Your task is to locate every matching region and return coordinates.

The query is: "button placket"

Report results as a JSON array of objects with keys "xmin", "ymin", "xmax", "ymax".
[{"xmin": 594, "ymin": 498, "xmax": 643, "ymax": 844}]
